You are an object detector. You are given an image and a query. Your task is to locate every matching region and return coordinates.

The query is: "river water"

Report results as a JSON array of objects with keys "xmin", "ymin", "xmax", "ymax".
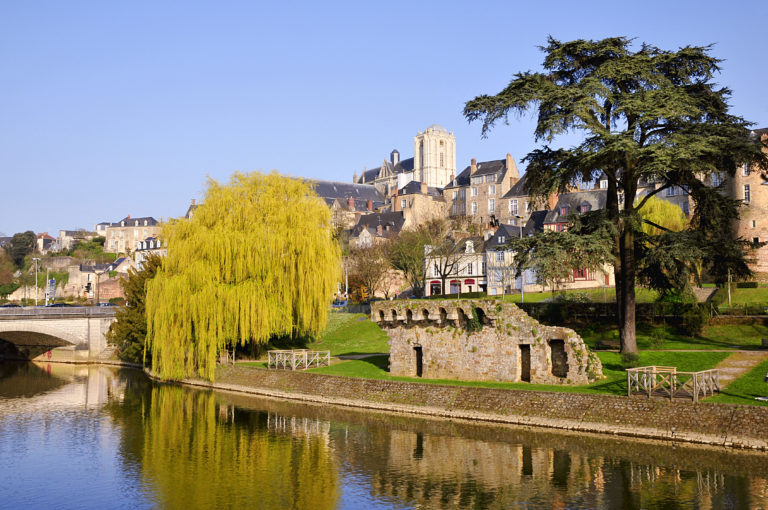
[{"xmin": 1, "ymin": 362, "xmax": 767, "ymax": 510}]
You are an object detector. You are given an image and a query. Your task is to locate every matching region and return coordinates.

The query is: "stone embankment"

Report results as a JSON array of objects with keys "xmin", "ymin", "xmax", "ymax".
[{"xmin": 161, "ymin": 365, "xmax": 768, "ymax": 452}]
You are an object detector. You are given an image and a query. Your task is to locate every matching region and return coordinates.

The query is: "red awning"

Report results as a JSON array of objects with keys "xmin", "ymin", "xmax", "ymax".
[
  {"xmin": 430, "ymin": 280, "xmax": 441, "ymax": 284},
  {"xmin": 450, "ymin": 280, "xmax": 460, "ymax": 284},
  {"xmin": 464, "ymin": 279, "xmax": 475, "ymax": 284}
]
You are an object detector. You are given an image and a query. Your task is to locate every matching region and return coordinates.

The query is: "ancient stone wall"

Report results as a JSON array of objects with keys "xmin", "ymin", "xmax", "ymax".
[{"xmin": 371, "ymin": 299, "xmax": 602, "ymax": 385}]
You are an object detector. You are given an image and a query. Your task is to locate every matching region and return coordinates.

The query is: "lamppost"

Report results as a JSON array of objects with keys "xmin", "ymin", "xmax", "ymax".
[
  {"xmin": 514, "ymin": 216, "xmax": 524, "ymax": 303},
  {"xmin": 94, "ymin": 268, "xmax": 107, "ymax": 306},
  {"xmin": 32, "ymin": 257, "xmax": 40, "ymax": 306}
]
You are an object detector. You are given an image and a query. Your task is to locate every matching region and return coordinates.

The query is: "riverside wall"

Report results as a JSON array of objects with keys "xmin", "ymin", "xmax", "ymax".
[{"xmin": 165, "ymin": 365, "xmax": 768, "ymax": 451}]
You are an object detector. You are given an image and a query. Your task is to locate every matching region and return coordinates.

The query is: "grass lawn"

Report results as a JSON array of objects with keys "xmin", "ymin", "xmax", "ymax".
[
  {"xmin": 304, "ymin": 312, "xmax": 388, "ymax": 356},
  {"xmin": 720, "ymin": 287, "xmax": 768, "ymax": 306},
  {"xmin": 500, "ymin": 287, "xmax": 660, "ymax": 304},
  {"xmin": 305, "ymin": 351, "xmax": 729, "ymax": 397},
  {"xmin": 707, "ymin": 360, "xmax": 768, "ymax": 406},
  {"xmin": 576, "ymin": 322, "xmax": 768, "ymax": 350}
]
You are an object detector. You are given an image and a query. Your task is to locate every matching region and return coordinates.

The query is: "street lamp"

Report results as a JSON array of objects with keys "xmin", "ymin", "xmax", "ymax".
[
  {"xmin": 32, "ymin": 257, "xmax": 40, "ymax": 306},
  {"xmin": 514, "ymin": 216, "xmax": 524, "ymax": 304},
  {"xmin": 94, "ymin": 268, "xmax": 107, "ymax": 306}
]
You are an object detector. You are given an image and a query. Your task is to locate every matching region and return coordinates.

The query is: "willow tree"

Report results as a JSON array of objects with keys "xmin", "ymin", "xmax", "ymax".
[
  {"xmin": 146, "ymin": 171, "xmax": 341, "ymax": 381},
  {"xmin": 465, "ymin": 36, "xmax": 768, "ymax": 354}
]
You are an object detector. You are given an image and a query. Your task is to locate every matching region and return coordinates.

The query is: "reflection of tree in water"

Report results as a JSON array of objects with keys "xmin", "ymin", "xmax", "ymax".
[{"xmin": 107, "ymin": 381, "xmax": 339, "ymax": 510}]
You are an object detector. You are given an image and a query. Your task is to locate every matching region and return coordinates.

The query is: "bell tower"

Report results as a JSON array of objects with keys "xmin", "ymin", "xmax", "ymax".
[{"xmin": 413, "ymin": 124, "xmax": 456, "ymax": 189}]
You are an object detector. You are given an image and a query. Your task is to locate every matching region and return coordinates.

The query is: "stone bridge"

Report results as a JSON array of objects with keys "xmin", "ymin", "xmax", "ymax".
[{"xmin": 0, "ymin": 307, "xmax": 116, "ymax": 362}]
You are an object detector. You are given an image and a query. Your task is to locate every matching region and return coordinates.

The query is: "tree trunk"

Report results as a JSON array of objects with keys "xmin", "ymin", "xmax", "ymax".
[{"xmin": 618, "ymin": 227, "xmax": 638, "ymax": 355}]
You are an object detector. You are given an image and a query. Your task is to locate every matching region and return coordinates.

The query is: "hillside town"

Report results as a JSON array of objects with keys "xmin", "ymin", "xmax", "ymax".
[{"xmin": 3, "ymin": 124, "xmax": 766, "ymax": 305}]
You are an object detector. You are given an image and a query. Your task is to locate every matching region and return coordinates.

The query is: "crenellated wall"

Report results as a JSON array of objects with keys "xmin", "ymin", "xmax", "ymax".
[{"xmin": 371, "ymin": 300, "xmax": 602, "ymax": 385}]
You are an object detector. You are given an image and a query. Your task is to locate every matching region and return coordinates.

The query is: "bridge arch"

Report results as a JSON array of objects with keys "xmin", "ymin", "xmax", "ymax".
[{"xmin": 0, "ymin": 322, "xmax": 81, "ymax": 347}]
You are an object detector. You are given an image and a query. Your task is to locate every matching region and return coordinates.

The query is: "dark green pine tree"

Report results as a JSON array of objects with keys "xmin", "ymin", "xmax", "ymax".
[{"xmin": 464, "ymin": 36, "xmax": 768, "ymax": 354}]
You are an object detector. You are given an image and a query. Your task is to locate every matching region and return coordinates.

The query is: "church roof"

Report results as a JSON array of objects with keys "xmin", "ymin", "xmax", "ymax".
[
  {"xmin": 310, "ymin": 180, "xmax": 384, "ymax": 205},
  {"xmin": 358, "ymin": 157, "xmax": 415, "ymax": 184},
  {"xmin": 443, "ymin": 158, "xmax": 509, "ymax": 189}
]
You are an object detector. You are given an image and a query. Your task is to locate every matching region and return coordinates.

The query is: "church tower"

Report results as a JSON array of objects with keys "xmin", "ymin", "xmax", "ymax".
[{"xmin": 413, "ymin": 124, "xmax": 456, "ymax": 189}]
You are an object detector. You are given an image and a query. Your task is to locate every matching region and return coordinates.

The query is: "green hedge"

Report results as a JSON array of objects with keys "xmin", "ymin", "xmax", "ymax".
[{"xmin": 736, "ymin": 281, "xmax": 759, "ymax": 288}]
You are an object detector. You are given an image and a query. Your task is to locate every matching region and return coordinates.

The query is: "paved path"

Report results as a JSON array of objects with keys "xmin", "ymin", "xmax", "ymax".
[{"xmin": 714, "ymin": 351, "xmax": 768, "ymax": 386}]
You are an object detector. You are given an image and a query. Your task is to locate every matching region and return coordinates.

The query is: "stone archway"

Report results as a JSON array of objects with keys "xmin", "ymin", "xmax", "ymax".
[{"xmin": 0, "ymin": 328, "xmax": 79, "ymax": 361}]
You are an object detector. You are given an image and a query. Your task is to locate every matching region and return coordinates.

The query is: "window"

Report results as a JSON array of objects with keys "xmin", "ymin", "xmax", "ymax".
[
  {"xmin": 471, "ymin": 187, "xmax": 478, "ymax": 197},
  {"xmin": 471, "ymin": 176, "xmax": 483, "ymax": 185},
  {"xmin": 494, "ymin": 270, "xmax": 503, "ymax": 282},
  {"xmin": 452, "ymin": 204, "xmax": 458, "ymax": 215},
  {"xmin": 754, "ymin": 237, "xmax": 760, "ymax": 244},
  {"xmin": 744, "ymin": 163, "xmax": 751, "ymax": 176},
  {"xmin": 489, "ymin": 199, "xmax": 495, "ymax": 213},
  {"xmin": 489, "ymin": 185, "xmax": 496, "ymax": 195},
  {"xmin": 481, "ymin": 262, "xmax": 486, "ymax": 274},
  {"xmin": 556, "ymin": 224, "xmax": 566, "ymax": 232},
  {"xmin": 526, "ymin": 201, "xmax": 532, "ymax": 213},
  {"xmin": 744, "ymin": 184, "xmax": 751, "ymax": 203},
  {"xmin": 440, "ymin": 152, "xmax": 444, "ymax": 166},
  {"xmin": 682, "ymin": 201, "xmax": 690, "ymax": 214},
  {"xmin": 559, "ymin": 206, "xmax": 569, "ymax": 216},
  {"xmin": 472, "ymin": 202, "xmax": 478, "ymax": 214},
  {"xmin": 712, "ymin": 172, "xmax": 723, "ymax": 187},
  {"xmin": 496, "ymin": 251, "xmax": 504, "ymax": 262},
  {"xmin": 666, "ymin": 186, "xmax": 675, "ymax": 197},
  {"xmin": 467, "ymin": 263, "xmax": 473, "ymax": 274},
  {"xmin": 401, "ymin": 199, "xmax": 407, "ymax": 209},
  {"xmin": 452, "ymin": 190, "xmax": 457, "ymax": 200},
  {"xmin": 498, "ymin": 236, "xmax": 505, "ymax": 244},
  {"xmin": 510, "ymin": 200, "xmax": 518, "ymax": 215},
  {"xmin": 490, "ymin": 288, "xmax": 497, "ymax": 296},
  {"xmin": 599, "ymin": 179, "xmax": 608, "ymax": 189},
  {"xmin": 459, "ymin": 189, "xmax": 466, "ymax": 200},
  {"xmin": 486, "ymin": 174, "xmax": 497, "ymax": 183},
  {"xmin": 573, "ymin": 268, "xmax": 587, "ymax": 279},
  {"xmin": 752, "ymin": 220, "xmax": 757, "ymax": 228},
  {"xmin": 580, "ymin": 202, "xmax": 591, "ymax": 214}
]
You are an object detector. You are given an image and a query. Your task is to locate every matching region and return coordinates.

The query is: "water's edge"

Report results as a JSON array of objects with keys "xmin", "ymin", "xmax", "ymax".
[{"xmin": 138, "ymin": 364, "xmax": 768, "ymax": 452}]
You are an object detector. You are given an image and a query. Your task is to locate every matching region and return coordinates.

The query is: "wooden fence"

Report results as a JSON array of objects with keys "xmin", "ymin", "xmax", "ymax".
[
  {"xmin": 267, "ymin": 349, "xmax": 331, "ymax": 371},
  {"xmin": 626, "ymin": 366, "xmax": 720, "ymax": 403}
]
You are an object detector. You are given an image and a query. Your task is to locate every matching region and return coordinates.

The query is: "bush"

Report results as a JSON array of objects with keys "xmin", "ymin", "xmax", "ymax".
[
  {"xmin": 621, "ymin": 352, "xmax": 640, "ymax": 368},
  {"xmin": 553, "ymin": 292, "xmax": 591, "ymax": 303},
  {"xmin": 681, "ymin": 305, "xmax": 709, "ymax": 337},
  {"xmin": 650, "ymin": 330, "xmax": 666, "ymax": 349},
  {"xmin": 736, "ymin": 281, "xmax": 758, "ymax": 288},
  {"xmin": 109, "ymin": 297, "xmax": 125, "ymax": 306},
  {"xmin": 710, "ymin": 286, "xmax": 728, "ymax": 307}
]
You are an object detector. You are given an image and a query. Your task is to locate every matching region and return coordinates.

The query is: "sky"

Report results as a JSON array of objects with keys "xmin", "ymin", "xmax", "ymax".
[{"xmin": 1, "ymin": 1, "xmax": 766, "ymax": 236}]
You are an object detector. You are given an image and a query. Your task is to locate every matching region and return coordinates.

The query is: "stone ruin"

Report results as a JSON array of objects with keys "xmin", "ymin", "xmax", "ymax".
[{"xmin": 371, "ymin": 299, "xmax": 603, "ymax": 385}]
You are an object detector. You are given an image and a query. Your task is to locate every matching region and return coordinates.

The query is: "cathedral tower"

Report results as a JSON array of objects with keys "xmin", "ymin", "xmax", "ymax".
[{"xmin": 413, "ymin": 124, "xmax": 456, "ymax": 189}]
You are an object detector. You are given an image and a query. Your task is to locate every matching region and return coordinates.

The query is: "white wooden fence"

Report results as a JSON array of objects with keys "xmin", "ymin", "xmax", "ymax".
[
  {"xmin": 267, "ymin": 349, "xmax": 331, "ymax": 370},
  {"xmin": 626, "ymin": 366, "xmax": 720, "ymax": 402}
]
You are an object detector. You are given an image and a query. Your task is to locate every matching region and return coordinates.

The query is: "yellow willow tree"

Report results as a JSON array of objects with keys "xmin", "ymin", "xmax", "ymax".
[{"xmin": 146, "ymin": 171, "xmax": 341, "ymax": 381}]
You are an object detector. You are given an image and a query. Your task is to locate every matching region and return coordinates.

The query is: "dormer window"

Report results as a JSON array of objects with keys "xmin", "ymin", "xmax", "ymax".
[
  {"xmin": 134, "ymin": 220, "xmax": 139, "ymax": 226},
  {"xmin": 560, "ymin": 206, "xmax": 569, "ymax": 216},
  {"xmin": 465, "ymin": 241, "xmax": 474, "ymax": 253},
  {"xmin": 599, "ymin": 179, "xmax": 608, "ymax": 189},
  {"xmin": 580, "ymin": 202, "xmax": 592, "ymax": 214},
  {"xmin": 121, "ymin": 221, "xmax": 125, "ymax": 227},
  {"xmin": 144, "ymin": 220, "xmax": 148, "ymax": 226},
  {"xmin": 498, "ymin": 236, "xmax": 505, "ymax": 244}
]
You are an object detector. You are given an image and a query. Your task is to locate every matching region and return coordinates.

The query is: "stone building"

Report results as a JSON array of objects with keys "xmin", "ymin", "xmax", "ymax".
[
  {"xmin": 424, "ymin": 237, "xmax": 488, "ymax": 296},
  {"xmin": 391, "ymin": 180, "xmax": 446, "ymax": 229},
  {"xmin": 103, "ymin": 216, "xmax": 161, "ymax": 254},
  {"xmin": 372, "ymin": 300, "xmax": 602, "ymax": 385},
  {"xmin": 57, "ymin": 230, "xmax": 96, "ymax": 251},
  {"xmin": 310, "ymin": 180, "xmax": 385, "ymax": 230},
  {"xmin": 729, "ymin": 128, "xmax": 768, "ymax": 276},
  {"xmin": 134, "ymin": 235, "xmax": 166, "ymax": 266}
]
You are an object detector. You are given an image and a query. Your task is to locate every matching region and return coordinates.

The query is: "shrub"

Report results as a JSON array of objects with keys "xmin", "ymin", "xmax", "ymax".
[
  {"xmin": 109, "ymin": 297, "xmax": 126, "ymax": 306},
  {"xmin": 650, "ymin": 330, "xmax": 666, "ymax": 349},
  {"xmin": 621, "ymin": 352, "xmax": 640, "ymax": 368},
  {"xmin": 553, "ymin": 292, "xmax": 591, "ymax": 303},
  {"xmin": 681, "ymin": 305, "xmax": 709, "ymax": 337},
  {"xmin": 736, "ymin": 281, "xmax": 758, "ymax": 288}
]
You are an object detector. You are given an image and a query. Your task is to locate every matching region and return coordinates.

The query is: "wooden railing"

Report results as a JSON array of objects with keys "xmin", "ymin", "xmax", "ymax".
[
  {"xmin": 626, "ymin": 366, "xmax": 720, "ymax": 403},
  {"xmin": 267, "ymin": 350, "xmax": 331, "ymax": 371}
]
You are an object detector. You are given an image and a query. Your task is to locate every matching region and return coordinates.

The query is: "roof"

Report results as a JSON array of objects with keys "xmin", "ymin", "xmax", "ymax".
[
  {"xmin": 310, "ymin": 180, "xmax": 384, "ymax": 205},
  {"xmin": 350, "ymin": 212, "xmax": 405, "ymax": 237},
  {"xmin": 501, "ymin": 173, "xmax": 529, "ymax": 198},
  {"xmin": 111, "ymin": 216, "xmax": 159, "ymax": 227},
  {"xmin": 398, "ymin": 181, "xmax": 444, "ymax": 199},
  {"xmin": 523, "ymin": 210, "xmax": 548, "ymax": 235},
  {"xmin": 79, "ymin": 263, "xmax": 112, "ymax": 273},
  {"xmin": 750, "ymin": 127, "xmax": 768, "ymax": 138},
  {"xmin": 485, "ymin": 224, "xmax": 522, "ymax": 251},
  {"xmin": 358, "ymin": 157, "xmax": 415, "ymax": 184},
  {"xmin": 544, "ymin": 190, "xmax": 607, "ymax": 224},
  {"xmin": 426, "ymin": 124, "xmax": 448, "ymax": 133},
  {"xmin": 444, "ymin": 158, "xmax": 510, "ymax": 190}
]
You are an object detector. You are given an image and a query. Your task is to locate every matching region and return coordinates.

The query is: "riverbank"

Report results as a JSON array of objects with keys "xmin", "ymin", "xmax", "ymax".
[{"xmin": 152, "ymin": 364, "xmax": 768, "ymax": 452}]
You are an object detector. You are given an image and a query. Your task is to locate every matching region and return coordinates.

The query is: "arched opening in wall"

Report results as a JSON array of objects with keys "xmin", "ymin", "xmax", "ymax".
[
  {"xmin": 379, "ymin": 310, "xmax": 385, "ymax": 322},
  {"xmin": 0, "ymin": 331, "xmax": 75, "ymax": 361},
  {"xmin": 457, "ymin": 308, "xmax": 468, "ymax": 327},
  {"xmin": 549, "ymin": 339, "xmax": 568, "ymax": 378},
  {"xmin": 422, "ymin": 309, "xmax": 430, "ymax": 322},
  {"xmin": 519, "ymin": 345, "xmax": 531, "ymax": 382},
  {"xmin": 474, "ymin": 307, "xmax": 488, "ymax": 326},
  {"xmin": 439, "ymin": 308, "xmax": 447, "ymax": 324},
  {"xmin": 391, "ymin": 310, "xmax": 398, "ymax": 323},
  {"xmin": 406, "ymin": 309, "xmax": 413, "ymax": 324}
]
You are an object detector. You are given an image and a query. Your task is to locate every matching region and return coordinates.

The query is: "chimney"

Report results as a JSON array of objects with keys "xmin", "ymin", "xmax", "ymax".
[
  {"xmin": 391, "ymin": 149, "xmax": 400, "ymax": 165},
  {"xmin": 393, "ymin": 187, "xmax": 399, "ymax": 211},
  {"xmin": 191, "ymin": 198, "xmax": 196, "ymax": 205},
  {"xmin": 505, "ymin": 153, "xmax": 519, "ymax": 178},
  {"xmin": 420, "ymin": 181, "xmax": 427, "ymax": 194},
  {"xmin": 450, "ymin": 172, "xmax": 455, "ymax": 185},
  {"xmin": 127, "ymin": 215, "xmax": 131, "ymax": 219},
  {"xmin": 377, "ymin": 224, "xmax": 383, "ymax": 236},
  {"xmin": 547, "ymin": 192, "xmax": 559, "ymax": 210},
  {"xmin": 470, "ymin": 158, "xmax": 477, "ymax": 175},
  {"xmin": 367, "ymin": 199, "xmax": 373, "ymax": 212},
  {"xmin": 509, "ymin": 175, "xmax": 519, "ymax": 188},
  {"xmin": 353, "ymin": 171, "xmax": 358, "ymax": 183},
  {"xmin": 347, "ymin": 196, "xmax": 355, "ymax": 211}
]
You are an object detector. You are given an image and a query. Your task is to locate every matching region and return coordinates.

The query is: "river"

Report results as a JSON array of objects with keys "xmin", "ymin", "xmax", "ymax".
[{"xmin": 0, "ymin": 361, "xmax": 766, "ymax": 509}]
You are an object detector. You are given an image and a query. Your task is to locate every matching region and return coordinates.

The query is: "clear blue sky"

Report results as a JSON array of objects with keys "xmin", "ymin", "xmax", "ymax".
[{"xmin": 1, "ymin": 1, "xmax": 765, "ymax": 236}]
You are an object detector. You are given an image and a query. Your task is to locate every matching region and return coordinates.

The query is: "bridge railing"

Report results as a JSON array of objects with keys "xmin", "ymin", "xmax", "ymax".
[
  {"xmin": 0, "ymin": 306, "xmax": 117, "ymax": 319},
  {"xmin": 626, "ymin": 366, "xmax": 720, "ymax": 403}
]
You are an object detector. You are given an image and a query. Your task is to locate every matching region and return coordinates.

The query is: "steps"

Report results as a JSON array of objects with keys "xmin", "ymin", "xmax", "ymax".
[{"xmin": 97, "ymin": 344, "xmax": 118, "ymax": 360}]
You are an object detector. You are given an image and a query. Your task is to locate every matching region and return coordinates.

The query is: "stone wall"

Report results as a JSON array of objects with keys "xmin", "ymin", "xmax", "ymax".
[{"xmin": 371, "ymin": 299, "xmax": 602, "ymax": 385}]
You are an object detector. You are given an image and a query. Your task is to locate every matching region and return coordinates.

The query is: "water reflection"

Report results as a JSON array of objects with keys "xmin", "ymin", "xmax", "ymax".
[{"xmin": 1, "ymin": 362, "xmax": 768, "ymax": 510}]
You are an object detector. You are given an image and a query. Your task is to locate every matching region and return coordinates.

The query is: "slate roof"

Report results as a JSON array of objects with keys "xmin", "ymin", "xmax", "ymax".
[
  {"xmin": 358, "ymin": 157, "xmax": 416, "ymax": 184},
  {"xmin": 398, "ymin": 181, "xmax": 444, "ymax": 199},
  {"xmin": 485, "ymin": 224, "xmax": 522, "ymax": 251},
  {"xmin": 117, "ymin": 216, "xmax": 159, "ymax": 227},
  {"xmin": 79, "ymin": 263, "xmax": 112, "ymax": 273},
  {"xmin": 350, "ymin": 212, "xmax": 405, "ymax": 237},
  {"xmin": 310, "ymin": 180, "xmax": 385, "ymax": 206},
  {"xmin": 501, "ymin": 173, "xmax": 529, "ymax": 198},
  {"xmin": 543, "ymin": 190, "xmax": 607, "ymax": 224},
  {"xmin": 750, "ymin": 127, "xmax": 768, "ymax": 138},
  {"xmin": 443, "ymin": 159, "xmax": 509, "ymax": 190},
  {"xmin": 523, "ymin": 210, "xmax": 548, "ymax": 235}
]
